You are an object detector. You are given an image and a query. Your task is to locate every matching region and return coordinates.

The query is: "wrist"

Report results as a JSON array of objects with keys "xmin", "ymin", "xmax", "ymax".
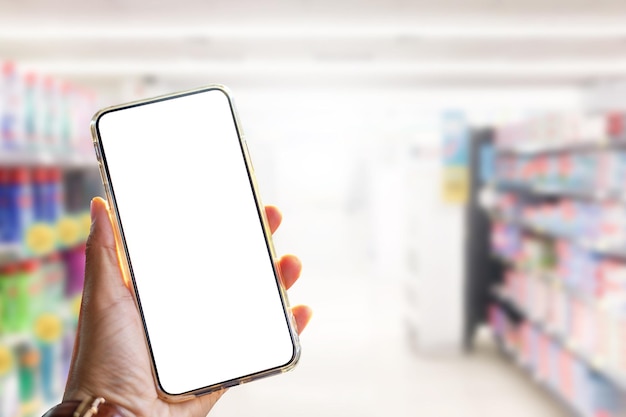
[
  {"xmin": 45, "ymin": 396, "xmax": 135, "ymax": 417},
  {"xmin": 63, "ymin": 386, "xmax": 139, "ymax": 417}
]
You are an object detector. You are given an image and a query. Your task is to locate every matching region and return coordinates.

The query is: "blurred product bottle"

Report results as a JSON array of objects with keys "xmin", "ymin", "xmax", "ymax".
[
  {"xmin": 45, "ymin": 168, "xmax": 62, "ymax": 223},
  {"xmin": 62, "ymin": 170, "xmax": 84, "ymax": 215},
  {"xmin": 0, "ymin": 168, "xmax": 8, "ymax": 243},
  {"xmin": 12, "ymin": 265, "xmax": 30, "ymax": 334},
  {"xmin": 37, "ymin": 253, "xmax": 66, "ymax": 403},
  {"xmin": 23, "ymin": 72, "xmax": 38, "ymax": 153},
  {"xmin": 24, "ymin": 260, "xmax": 44, "ymax": 329},
  {"xmin": 41, "ymin": 77, "xmax": 58, "ymax": 154},
  {"xmin": 1, "ymin": 61, "xmax": 22, "ymax": 151},
  {"xmin": 69, "ymin": 86, "xmax": 82, "ymax": 155},
  {"xmin": 5, "ymin": 168, "xmax": 33, "ymax": 245},
  {"xmin": 15, "ymin": 260, "xmax": 42, "ymax": 333},
  {"xmin": 0, "ymin": 266, "xmax": 3, "ymax": 333},
  {"xmin": 0, "ymin": 342, "xmax": 20, "ymax": 417},
  {"xmin": 16, "ymin": 342, "xmax": 41, "ymax": 417},
  {"xmin": 58, "ymin": 83, "xmax": 72, "ymax": 155},
  {"xmin": 63, "ymin": 245, "xmax": 85, "ymax": 299},
  {"xmin": 32, "ymin": 167, "xmax": 47, "ymax": 223},
  {"xmin": 41, "ymin": 254, "xmax": 65, "ymax": 314},
  {"xmin": 80, "ymin": 90, "xmax": 98, "ymax": 155},
  {"xmin": 0, "ymin": 264, "xmax": 19, "ymax": 333},
  {"xmin": 71, "ymin": 88, "xmax": 98, "ymax": 156},
  {"xmin": 36, "ymin": 317, "xmax": 63, "ymax": 405},
  {"xmin": 61, "ymin": 244, "xmax": 85, "ymax": 378},
  {"xmin": 32, "ymin": 167, "xmax": 63, "ymax": 228}
]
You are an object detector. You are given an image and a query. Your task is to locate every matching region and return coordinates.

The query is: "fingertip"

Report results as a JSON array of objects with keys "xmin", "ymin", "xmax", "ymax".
[
  {"xmin": 87, "ymin": 196, "xmax": 115, "ymax": 249},
  {"xmin": 280, "ymin": 254, "xmax": 302, "ymax": 275},
  {"xmin": 90, "ymin": 197, "xmax": 108, "ymax": 223},
  {"xmin": 292, "ymin": 305, "xmax": 313, "ymax": 334},
  {"xmin": 264, "ymin": 205, "xmax": 283, "ymax": 234},
  {"xmin": 278, "ymin": 254, "xmax": 302, "ymax": 290},
  {"xmin": 300, "ymin": 305, "xmax": 313, "ymax": 319}
]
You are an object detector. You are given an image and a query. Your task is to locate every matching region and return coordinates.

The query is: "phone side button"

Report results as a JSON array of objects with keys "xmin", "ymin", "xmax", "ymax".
[{"xmin": 93, "ymin": 144, "xmax": 102, "ymax": 161}]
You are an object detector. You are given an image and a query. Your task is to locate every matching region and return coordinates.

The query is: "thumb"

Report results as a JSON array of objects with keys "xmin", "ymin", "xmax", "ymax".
[{"xmin": 81, "ymin": 197, "xmax": 133, "ymax": 313}]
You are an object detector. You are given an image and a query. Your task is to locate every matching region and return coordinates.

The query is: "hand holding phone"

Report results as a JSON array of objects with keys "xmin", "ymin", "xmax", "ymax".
[{"xmin": 61, "ymin": 87, "xmax": 312, "ymax": 417}]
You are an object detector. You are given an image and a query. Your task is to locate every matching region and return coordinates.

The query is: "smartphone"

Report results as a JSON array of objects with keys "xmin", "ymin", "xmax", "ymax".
[{"xmin": 90, "ymin": 86, "xmax": 300, "ymax": 401}]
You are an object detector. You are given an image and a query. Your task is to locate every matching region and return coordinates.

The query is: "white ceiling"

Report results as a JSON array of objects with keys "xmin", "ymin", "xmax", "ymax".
[
  {"xmin": 3, "ymin": 0, "xmax": 626, "ymax": 22},
  {"xmin": 2, "ymin": 0, "xmax": 626, "ymax": 88}
]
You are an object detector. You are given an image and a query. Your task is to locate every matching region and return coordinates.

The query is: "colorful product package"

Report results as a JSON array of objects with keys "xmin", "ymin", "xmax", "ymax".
[{"xmin": 0, "ymin": 343, "xmax": 20, "ymax": 417}]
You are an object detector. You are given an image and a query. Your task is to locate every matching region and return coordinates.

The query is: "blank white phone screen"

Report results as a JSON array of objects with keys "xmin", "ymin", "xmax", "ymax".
[{"xmin": 95, "ymin": 89, "xmax": 296, "ymax": 395}]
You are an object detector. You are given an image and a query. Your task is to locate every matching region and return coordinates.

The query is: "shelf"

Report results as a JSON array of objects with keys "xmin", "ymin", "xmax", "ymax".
[
  {"xmin": 491, "ymin": 213, "xmax": 626, "ymax": 260},
  {"xmin": 0, "ymin": 243, "xmax": 23, "ymax": 264},
  {"xmin": 0, "ymin": 150, "xmax": 97, "ymax": 168},
  {"xmin": 491, "ymin": 181, "xmax": 626, "ymax": 204},
  {"xmin": 491, "ymin": 286, "xmax": 626, "ymax": 392},
  {"xmin": 495, "ymin": 138, "xmax": 626, "ymax": 156},
  {"xmin": 0, "ymin": 333, "xmax": 31, "ymax": 348},
  {"xmin": 0, "ymin": 238, "xmax": 87, "ymax": 267}
]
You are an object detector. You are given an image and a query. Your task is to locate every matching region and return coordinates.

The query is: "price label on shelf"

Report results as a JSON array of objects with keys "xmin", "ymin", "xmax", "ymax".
[
  {"xmin": 24, "ymin": 222, "xmax": 56, "ymax": 256},
  {"xmin": 57, "ymin": 216, "xmax": 80, "ymax": 247}
]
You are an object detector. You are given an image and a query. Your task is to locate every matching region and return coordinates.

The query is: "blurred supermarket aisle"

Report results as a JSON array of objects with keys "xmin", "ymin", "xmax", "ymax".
[
  {"xmin": 210, "ymin": 204, "xmax": 568, "ymax": 417},
  {"xmin": 4, "ymin": 0, "xmax": 626, "ymax": 411}
]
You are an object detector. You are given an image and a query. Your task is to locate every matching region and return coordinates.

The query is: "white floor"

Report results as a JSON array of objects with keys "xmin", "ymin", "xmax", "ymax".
[{"xmin": 210, "ymin": 206, "xmax": 568, "ymax": 417}]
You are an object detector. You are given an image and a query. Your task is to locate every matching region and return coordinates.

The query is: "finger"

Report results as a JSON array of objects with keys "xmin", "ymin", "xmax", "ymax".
[
  {"xmin": 264, "ymin": 205, "xmax": 282, "ymax": 234},
  {"xmin": 82, "ymin": 197, "xmax": 132, "ymax": 313},
  {"xmin": 292, "ymin": 305, "xmax": 312, "ymax": 334},
  {"xmin": 278, "ymin": 254, "xmax": 302, "ymax": 290}
]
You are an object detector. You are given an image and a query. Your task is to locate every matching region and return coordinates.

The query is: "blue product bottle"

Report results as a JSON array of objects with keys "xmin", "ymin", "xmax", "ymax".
[
  {"xmin": 0, "ymin": 168, "xmax": 7, "ymax": 242},
  {"xmin": 4, "ymin": 170, "xmax": 16, "ymax": 243},
  {"xmin": 32, "ymin": 167, "xmax": 47, "ymax": 222},
  {"xmin": 46, "ymin": 168, "xmax": 62, "ymax": 223},
  {"xmin": 35, "ymin": 295, "xmax": 64, "ymax": 405},
  {"xmin": 6, "ymin": 167, "xmax": 33, "ymax": 244}
]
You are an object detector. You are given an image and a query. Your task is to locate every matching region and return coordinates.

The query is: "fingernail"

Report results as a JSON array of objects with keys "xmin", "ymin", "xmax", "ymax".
[
  {"xmin": 90, "ymin": 199, "xmax": 100, "ymax": 233},
  {"xmin": 90, "ymin": 198, "xmax": 96, "ymax": 222}
]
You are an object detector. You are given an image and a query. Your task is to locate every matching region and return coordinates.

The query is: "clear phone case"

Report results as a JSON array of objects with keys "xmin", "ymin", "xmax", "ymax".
[{"xmin": 89, "ymin": 85, "xmax": 301, "ymax": 401}]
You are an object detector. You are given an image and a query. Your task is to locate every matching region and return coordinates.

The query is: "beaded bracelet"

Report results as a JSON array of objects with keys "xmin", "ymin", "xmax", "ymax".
[{"xmin": 42, "ymin": 397, "xmax": 127, "ymax": 417}]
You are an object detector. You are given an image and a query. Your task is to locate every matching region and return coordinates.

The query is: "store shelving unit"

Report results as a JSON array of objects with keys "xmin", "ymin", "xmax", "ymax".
[
  {"xmin": 0, "ymin": 62, "xmax": 103, "ymax": 416},
  {"xmin": 467, "ymin": 116, "xmax": 626, "ymax": 416}
]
